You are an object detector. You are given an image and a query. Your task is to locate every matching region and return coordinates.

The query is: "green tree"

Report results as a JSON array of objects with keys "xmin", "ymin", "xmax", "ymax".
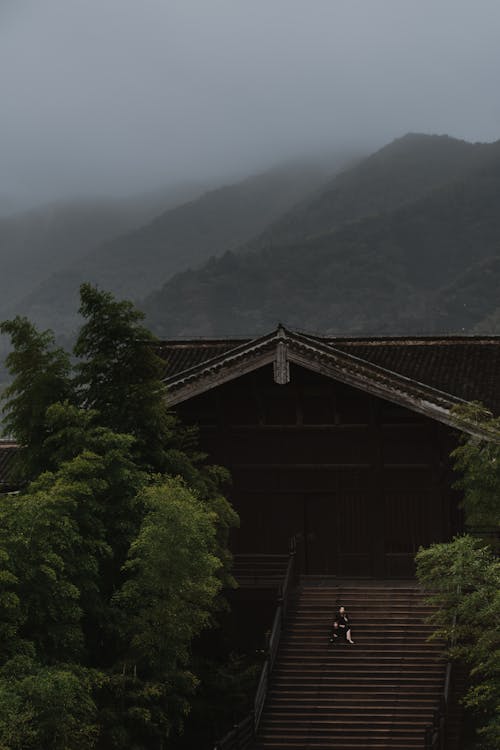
[
  {"xmin": 0, "ymin": 288, "xmax": 238, "ymax": 748},
  {"xmin": 0, "ymin": 317, "xmax": 73, "ymax": 480},
  {"xmin": 74, "ymin": 283, "xmax": 238, "ymax": 589},
  {"xmin": 41, "ymin": 402, "xmax": 146, "ymax": 601},
  {"xmin": 107, "ymin": 479, "xmax": 223, "ymax": 747},
  {"xmin": 117, "ymin": 479, "xmax": 222, "ymax": 668},
  {"xmin": 0, "ymin": 659, "xmax": 99, "ymax": 750},
  {"xmin": 416, "ymin": 537, "xmax": 500, "ymax": 749},
  {"xmin": 74, "ymin": 283, "xmax": 175, "ymax": 474},
  {"xmin": 0, "ymin": 405, "xmax": 148, "ymax": 666},
  {"xmin": 451, "ymin": 402, "xmax": 500, "ymax": 541},
  {"xmin": 0, "ymin": 548, "xmax": 23, "ymax": 661},
  {"xmin": 416, "ymin": 404, "xmax": 500, "ymax": 749}
]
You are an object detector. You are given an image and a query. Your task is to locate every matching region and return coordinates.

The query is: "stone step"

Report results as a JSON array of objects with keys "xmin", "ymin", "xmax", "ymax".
[{"xmin": 255, "ymin": 583, "xmax": 447, "ymax": 750}]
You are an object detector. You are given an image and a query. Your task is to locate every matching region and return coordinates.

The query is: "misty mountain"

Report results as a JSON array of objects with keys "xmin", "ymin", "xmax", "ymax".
[
  {"xmin": 0, "ymin": 181, "xmax": 211, "ymax": 316},
  {"xmin": 11, "ymin": 160, "xmax": 343, "ymax": 333},
  {"xmin": 441, "ymin": 256, "xmax": 500, "ymax": 333},
  {"xmin": 473, "ymin": 300, "xmax": 500, "ymax": 333},
  {"xmin": 141, "ymin": 134, "xmax": 500, "ymax": 337},
  {"xmin": 243, "ymin": 133, "xmax": 496, "ymax": 252}
]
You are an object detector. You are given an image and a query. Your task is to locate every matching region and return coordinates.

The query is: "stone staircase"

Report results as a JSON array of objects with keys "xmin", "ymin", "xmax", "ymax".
[
  {"xmin": 254, "ymin": 580, "xmax": 446, "ymax": 749},
  {"xmin": 232, "ymin": 553, "xmax": 290, "ymax": 589}
]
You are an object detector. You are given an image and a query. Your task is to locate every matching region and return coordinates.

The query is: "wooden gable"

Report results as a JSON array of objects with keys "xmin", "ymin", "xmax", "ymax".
[{"xmin": 160, "ymin": 328, "xmax": 499, "ymax": 577}]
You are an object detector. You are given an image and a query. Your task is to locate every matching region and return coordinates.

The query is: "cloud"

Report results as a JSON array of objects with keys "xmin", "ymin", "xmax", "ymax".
[{"xmin": 1, "ymin": 0, "xmax": 499, "ymax": 205}]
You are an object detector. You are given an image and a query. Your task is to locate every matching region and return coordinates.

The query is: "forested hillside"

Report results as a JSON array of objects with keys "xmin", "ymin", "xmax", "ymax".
[
  {"xmin": 0, "ymin": 182, "xmax": 210, "ymax": 316},
  {"xmin": 11, "ymin": 160, "xmax": 339, "ymax": 334},
  {"xmin": 2, "ymin": 134, "xmax": 500, "ymax": 342},
  {"xmin": 142, "ymin": 135, "xmax": 500, "ymax": 337},
  {"xmin": 243, "ymin": 133, "xmax": 496, "ymax": 252}
]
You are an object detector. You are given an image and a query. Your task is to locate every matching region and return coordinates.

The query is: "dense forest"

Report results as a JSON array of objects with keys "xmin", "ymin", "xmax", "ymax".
[
  {"xmin": 2, "ymin": 133, "xmax": 500, "ymax": 345},
  {"xmin": 0, "ymin": 287, "xmax": 256, "ymax": 749},
  {"xmin": 142, "ymin": 134, "xmax": 500, "ymax": 337},
  {"xmin": 2, "ymin": 160, "xmax": 338, "ymax": 335}
]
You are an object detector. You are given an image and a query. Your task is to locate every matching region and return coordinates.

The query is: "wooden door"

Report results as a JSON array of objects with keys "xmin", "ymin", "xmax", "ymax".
[
  {"xmin": 232, "ymin": 492, "xmax": 304, "ymax": 556},
  {"xmin": 382, "ymin": 468, "xmax": 436, "ymax": 577},
  {"xmin": 305, "ymin": 490, "xmax": 372, "ymax": 576}
]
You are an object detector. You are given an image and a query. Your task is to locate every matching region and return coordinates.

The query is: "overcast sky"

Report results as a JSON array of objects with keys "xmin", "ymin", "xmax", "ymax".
[{"xmin": 1, "ymin": 0, "xmax": 499, "ymax": 207}]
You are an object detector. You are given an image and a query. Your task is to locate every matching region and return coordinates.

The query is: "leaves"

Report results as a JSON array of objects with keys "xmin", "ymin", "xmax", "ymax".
[
  {"xmin": 416, "ymin": 404, "xmax": 500, "ymax": 748},
  {"xmin": 0, "ymin": 316, "xmax": 73, "ymax": 480},
  {"xmin": 75, "ymin": 283, "xmax": 175, "ymax": 474},
  {"xmin": 115, "ymin": 479, "xmax": 222, "ymax": 671},
  {"xmin": 450, "ymin": 404, "xmax": 500, "ymax": 541},
  {"xmin": 0, "ymin": 287, "xmax": 238, "ymax": 748},
  {"xmin": 0, "ymin": 659, "xmax": 99, "ymax": 750}
]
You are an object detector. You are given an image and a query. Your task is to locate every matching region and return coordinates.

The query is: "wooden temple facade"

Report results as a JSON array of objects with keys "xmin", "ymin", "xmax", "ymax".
[{"xmin": 158, "ymin": 327, "xmax": 500, "ymax": 579}]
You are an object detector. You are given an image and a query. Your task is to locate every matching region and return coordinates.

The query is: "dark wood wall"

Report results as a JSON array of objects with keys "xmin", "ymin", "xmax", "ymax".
[{"xmin": 177, "ymin": 363, "xmax": 461, "ymax": 578}]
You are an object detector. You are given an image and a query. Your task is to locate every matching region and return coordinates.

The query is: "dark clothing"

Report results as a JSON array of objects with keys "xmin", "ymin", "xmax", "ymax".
[
  {"xmin": 329, "ymin": 612, "xmax": 352, "ymax": 643},
  {"xmin": 336, "ymin": 614, "xmax": 351, "ymax": 633}
]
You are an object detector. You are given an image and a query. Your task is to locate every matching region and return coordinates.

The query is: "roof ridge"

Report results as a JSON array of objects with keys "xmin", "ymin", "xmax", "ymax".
[{"xmin": 156, "ymin": 333, "xmax": 500, "ymax": 346}]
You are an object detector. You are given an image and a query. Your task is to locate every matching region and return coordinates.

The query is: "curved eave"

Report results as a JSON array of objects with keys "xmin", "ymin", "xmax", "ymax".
[{"xmin": 162, "ymin": 326, "xmax": 499, "ymax": 442}]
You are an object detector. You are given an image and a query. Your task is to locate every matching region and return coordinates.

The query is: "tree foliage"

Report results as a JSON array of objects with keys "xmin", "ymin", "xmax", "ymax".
[
  {"xmin": 0, "ymin": 285, "xmax": 238, "ymax": 749},
  {"xmin": 74, "ymin": 284, "xmax": 238, "ymax": 589},
  {"xmin": 0, "ymin": 317, "xmax": 73, "ymax": 480},
  {"xmin": 416, "ymin": 404, "xmax": 500, "ymax": 749},
  {"xmin": 416, "ymin": 537, "xmax": 500, "ymax": 749},
  {"xmin": 74, "ymin": 283, "xmax": 175, "ymax": 474},
  {"xmin": 117, "ymin": 480, "xmax": 222, "ymax": 669},
  {"xmin": 106, "ymin": 479, "xmax": 223, "ymax": 744},
  {"xmin": 0, "ymin": 659, "xmax": 99, "ymax": 750},
  {"xmin": 450, "ymin": 402, "xmax": 500, "ymax": 538},
  {"xmin": 142, "ymin": 144, "xmax": 500, "ymax": 339}
]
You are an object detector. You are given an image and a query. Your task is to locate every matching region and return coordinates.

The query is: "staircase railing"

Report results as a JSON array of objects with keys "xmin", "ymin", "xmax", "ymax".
[
  {"xmin": 213, "ymin": 537, "xmax": 297, "ymax": 750},
  {"xmin": 424, "ymin": 601, "xmax": 459, "ymax": 749},
  {"xmin": 424, "ymin": 694, "xmax": 446, "ymax": 750}
]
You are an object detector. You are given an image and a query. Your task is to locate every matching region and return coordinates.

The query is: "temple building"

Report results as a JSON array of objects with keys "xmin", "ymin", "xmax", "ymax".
[{"xmin": 158, "ymin": 326, "xmax": 500, "ymax": 577}]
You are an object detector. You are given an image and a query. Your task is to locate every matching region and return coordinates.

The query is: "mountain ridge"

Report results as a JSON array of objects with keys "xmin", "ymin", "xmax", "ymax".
[
  {"xmin": 9, "ymin": 158, "xmax": 346, "ymax": 334},
  {"xmin": 240, "ymin": 133, "xmax": 498, "ymax": 255},
  {"xmin": 0, "ymin": 180, "xmax": 213, "ymax": 316},
  {"xmin": 141, "ymin": 134, "xmax": 500, "ymax": 337}
]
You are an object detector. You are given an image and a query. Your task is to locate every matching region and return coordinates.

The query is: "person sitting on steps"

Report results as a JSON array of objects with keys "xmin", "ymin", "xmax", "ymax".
[{"xmin": 329, "ymin": 605, "xmax": 355, "ymax": 645}]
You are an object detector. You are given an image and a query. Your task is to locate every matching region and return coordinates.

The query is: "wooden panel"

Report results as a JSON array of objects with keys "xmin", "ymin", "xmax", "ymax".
[
  {"xmin": 262, "ymin": 387, "xmax": 297, "ymax": 425},
  {"xmin": 180, "ymin": 390, "xmax": 218, "ymax": 426},
  {"xmin": 335, "ymin": 383, "xmax": 370, "ymax": 424},
  {"xmin": 301, "ymin": 387, "xmax": 335, "ymax": 424},
  {"xmin": 382, "ymin": 466, "xmax": 433, "ymax": 490},
  {"xmin": 305, "ymin": 494, "xmax": 336, "ymax": 573},
  {"xmin": 231, "ymin": 466, "xmax": 374, "ymax": 495},
  {"xmin": 305, "ymin": 488, "xmax": 372, "ymax": 575},
  {"xmin": 378, "ymin": 399, "xmax": 426, "ymax": 424},
  {"xmin": 223, "ymin": 385, "xmax": 259, "ymax": 424},
  {"xmin": 383, "ymin": 489, "xmax": 433, "ymax": 577},
  {"xmin": 381, "ymin": 424, "xmax": 434, "ymax": 464},
  {"xmin": 384, "ymin": 491, "xmax": 432, "ymax": 553},
  {"xmin": 231, "ymin": 492, "xmax": 303, "ymax": 555},
  {"xmin": 228, "ymin": 428, "xmax": 373, "ymax": 465},
  {"xmin": 176, "ymin": 364, "xmax": 460, "ymax": 579}
]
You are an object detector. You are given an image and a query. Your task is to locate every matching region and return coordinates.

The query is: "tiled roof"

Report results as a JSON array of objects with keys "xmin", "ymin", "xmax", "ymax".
[
  {"xmin": 157, "ymin": 333, "xmax": 500, "ymax": 415},
  {"xmin": 331, "ymin": 339, "xmax": 500, "ymax": 415},
  {"xmin": 155, "ymin": 339, "xmax": 251, "ymax": 376}
]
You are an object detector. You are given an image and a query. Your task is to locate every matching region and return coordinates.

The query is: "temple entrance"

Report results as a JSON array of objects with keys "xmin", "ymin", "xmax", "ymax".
[
  {"xmin": 304, "ymin": 492, "xmax": 372, "ymax": 575},
  {"xmin": 234, "ymin": 481, "xmax": 445, "ymax": 578},
  {"xmin": 234, "ymin": 488, "xmax": 375, "ymax": 577},
  {"xmin": 180, "ymin": 363, "xmax": 459, "ymax": 580}
]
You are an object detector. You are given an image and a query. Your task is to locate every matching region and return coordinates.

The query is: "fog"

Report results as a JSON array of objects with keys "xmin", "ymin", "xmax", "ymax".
[{"xmin": 1, "ymin": 0, "xmax": 500, "ymax": 209}]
